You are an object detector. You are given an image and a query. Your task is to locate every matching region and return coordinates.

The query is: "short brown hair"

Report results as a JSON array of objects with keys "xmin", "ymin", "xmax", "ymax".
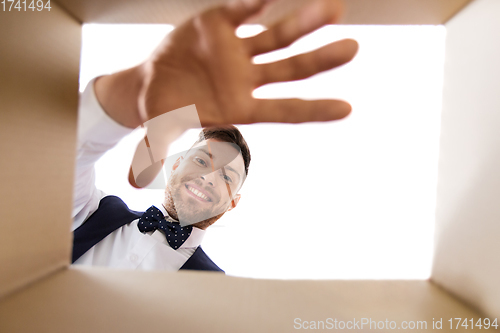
[{"xmin": 194, "ymin": 126, "xmax": 251, "ymax": 176}]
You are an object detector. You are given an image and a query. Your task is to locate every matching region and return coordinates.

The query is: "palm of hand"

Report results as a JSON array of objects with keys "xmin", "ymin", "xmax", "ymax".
[
  {"xmin": 141, "ymin": 9, "xmax": 257, "ymax": 126},
  {"xmin": 139, "ymin": 0, "xmax": 358, "ymax": 127}
]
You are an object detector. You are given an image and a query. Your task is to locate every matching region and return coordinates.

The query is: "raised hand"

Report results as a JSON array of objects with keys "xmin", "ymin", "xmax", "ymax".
[
  {"xmin": 139, "ymin": 0, "xmax": 358, "ymax": 127},
  {"xmin": 94, "ymin": 0, "xmax": 359, "ymax": 188}
]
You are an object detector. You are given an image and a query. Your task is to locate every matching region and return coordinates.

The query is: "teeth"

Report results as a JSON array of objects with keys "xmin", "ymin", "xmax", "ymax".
[{"xmin": 188, "ymin": 186, "xmax": 209, "ymax": 201}]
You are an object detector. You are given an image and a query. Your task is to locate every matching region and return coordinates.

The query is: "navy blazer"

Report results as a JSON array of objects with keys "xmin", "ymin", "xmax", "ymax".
[{"xmin": 72, "ymin": 196, "xmax": 224, "ymax": 273}]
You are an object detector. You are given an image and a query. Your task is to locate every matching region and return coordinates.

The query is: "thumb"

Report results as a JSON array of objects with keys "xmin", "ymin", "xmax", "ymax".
[
  {"xmin": 128, "ymin": 105, "xmax": 199, "ymax": 188},
  {"xmin": 128, "ymin": 134, "xmax": 165, "ymax": 189}
]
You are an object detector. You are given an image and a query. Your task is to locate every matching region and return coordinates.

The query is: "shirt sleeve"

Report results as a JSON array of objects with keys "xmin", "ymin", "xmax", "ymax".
[{"xmin": 72, "ymin": 78, "xmax": 135, "ymax": 231}]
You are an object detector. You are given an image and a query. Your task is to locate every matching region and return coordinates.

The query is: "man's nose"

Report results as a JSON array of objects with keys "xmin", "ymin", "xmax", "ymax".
[{"xmin": 200, "ymin": 173, "xmax": 216, "ymax": 187}]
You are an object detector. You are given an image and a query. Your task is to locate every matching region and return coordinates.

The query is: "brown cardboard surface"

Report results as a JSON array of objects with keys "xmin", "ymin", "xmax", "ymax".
[
  {"xmin": 341, "ymin": 0, "xmax": 473, "ymax": 25},
  {"xmin": 0, "ymin": 5, "xmax": 81, "ymax": 298},
  {"xmin": 0, "ymin": 267, "xmax": 485, "ymax": 333},
  {"xmin": 433, "ymin": 0, "xmax": 500, "ymax": 319},
  {"xmin": 0, "ymin": 0, "xmax": 498, "ymax": 332},
  {"xmin": 54, "ymin": 0, "xmax": 472, "ymax": 25}
]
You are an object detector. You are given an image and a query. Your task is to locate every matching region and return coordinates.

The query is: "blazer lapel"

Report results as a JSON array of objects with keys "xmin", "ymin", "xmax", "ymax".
[
  {"xmin": 180, "ymin": 246, "xmax": 224, "ymax": 273},
  {"xmin": 72, "ymin": 196, "xmax": 142, "ymax": 263}
]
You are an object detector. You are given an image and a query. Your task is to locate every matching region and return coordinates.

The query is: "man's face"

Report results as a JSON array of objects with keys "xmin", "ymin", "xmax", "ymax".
[{"xmin": 164, "ymin": 139, "xmax": 246, "ymax": 227}]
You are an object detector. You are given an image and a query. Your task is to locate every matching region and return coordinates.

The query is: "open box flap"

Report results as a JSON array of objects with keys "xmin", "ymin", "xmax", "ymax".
[
  {"xmin": 0, "ymin": 267, "xmax": 484, "ymax": 332},
  {"xmin": 0, "ymin": 4, "xmax": 81, "ymax": 298},
  {"xmin": 54, "ymin": 0, "xmax": 472, "ymax": 25},
  {"xmin": 433, "ymin": 0, "xmax": 500, "ymax": 318}
]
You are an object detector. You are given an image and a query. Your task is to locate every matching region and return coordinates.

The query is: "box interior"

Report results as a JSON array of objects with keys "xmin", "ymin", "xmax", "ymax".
[{"xmin": 2, "ymin": 0, "xmax": 500, "ymax": 331}]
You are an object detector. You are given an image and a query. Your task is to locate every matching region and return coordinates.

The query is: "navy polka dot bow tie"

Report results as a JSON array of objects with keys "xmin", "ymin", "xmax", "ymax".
[{"xmin": 138, "ymin": 206, "xmax": 192, "ymax": 250}]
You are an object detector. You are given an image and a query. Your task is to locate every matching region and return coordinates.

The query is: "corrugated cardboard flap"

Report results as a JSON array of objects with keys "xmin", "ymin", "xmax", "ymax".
[
  {"xmin": 54, "ymin": 0, "xmax": 472, "ymax": 25},
  {"xmin": 0, "ymin": 267, "xmax": 484, "ymax": 333},
  {"xmin": 0, "ymin": 3, "xmax": 81, "ymax": 298}
]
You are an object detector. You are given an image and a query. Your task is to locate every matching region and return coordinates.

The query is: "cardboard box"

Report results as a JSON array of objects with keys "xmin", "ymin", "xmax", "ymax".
[{"xmin": 1, "ymin": 0, "xmax": 499, "ymax": 331}]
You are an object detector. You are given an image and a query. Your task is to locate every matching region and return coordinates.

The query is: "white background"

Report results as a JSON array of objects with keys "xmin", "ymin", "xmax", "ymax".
[{"xmin": 80, "ymin": 23, "xmax": 446, "ymax": 279}]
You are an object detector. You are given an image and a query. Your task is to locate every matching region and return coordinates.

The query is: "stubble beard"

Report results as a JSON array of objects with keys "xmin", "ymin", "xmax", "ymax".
[{"xmin": 163, "ymin": 173, "xmax": 226, "ymax": 229}]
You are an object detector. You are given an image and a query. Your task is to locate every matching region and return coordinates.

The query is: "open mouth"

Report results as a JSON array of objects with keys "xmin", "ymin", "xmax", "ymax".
[{"xmin": 184, "ymin": 184, "xmax": 212, "ymax": 202}]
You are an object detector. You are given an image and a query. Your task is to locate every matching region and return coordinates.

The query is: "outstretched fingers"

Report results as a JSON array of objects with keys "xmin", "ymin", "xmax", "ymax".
[
  {"xmin": 255, "ymin": 38, "xmax": 358, "ymax": 86},
  {"xmin": 249, "ymin": 98, "xmax": 352, "ymax": 124},
  {"xmin": 243, "ymin": 0, "xmax": 344, "ymax": 56}
]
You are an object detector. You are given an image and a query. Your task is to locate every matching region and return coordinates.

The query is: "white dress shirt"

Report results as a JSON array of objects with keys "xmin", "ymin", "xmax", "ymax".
[{"xmin": 72, "ymin": 78, "xmax": 205, "ymax": 271}]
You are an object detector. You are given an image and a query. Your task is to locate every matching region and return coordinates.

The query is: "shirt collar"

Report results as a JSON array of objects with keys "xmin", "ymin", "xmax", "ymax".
[{"xmin": 156, "ymin": 204, "xmax": 206, "ymax": 249}]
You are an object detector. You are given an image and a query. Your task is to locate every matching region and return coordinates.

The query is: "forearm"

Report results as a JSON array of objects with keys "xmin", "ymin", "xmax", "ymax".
[{"xmin": 73, "ymin": 78, "xmax": 135, "ymax": 227}]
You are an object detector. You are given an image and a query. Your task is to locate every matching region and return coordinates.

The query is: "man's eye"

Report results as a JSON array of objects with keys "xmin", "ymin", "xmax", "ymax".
[
  {"xmin": 194, "ymin": 157, "xmax": 207, "ymax": 167},
  {"xmin": 221, "ymin": 172, "xmax": 232, "ymax": 184}
]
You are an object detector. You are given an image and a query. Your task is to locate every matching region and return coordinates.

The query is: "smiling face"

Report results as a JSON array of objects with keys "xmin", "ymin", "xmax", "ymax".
[{"xmin": 163, "ymin": 139, "xmax": 246, "ymax": 228}]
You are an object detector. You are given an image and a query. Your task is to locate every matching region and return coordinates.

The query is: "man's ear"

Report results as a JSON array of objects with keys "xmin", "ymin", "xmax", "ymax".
[{"xmin": 228, "ymin": 194, "xmax": 241, "ymax": 211}]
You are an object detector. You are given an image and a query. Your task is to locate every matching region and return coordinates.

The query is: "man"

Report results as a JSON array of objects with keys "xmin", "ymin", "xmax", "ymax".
[
  {"xmin": 71, "ymin": 0, "xmax": 358, "ymax": 272},
  {"xmin": 72, "ymin": 79, "xmax": 249, "ymax": 272}
]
